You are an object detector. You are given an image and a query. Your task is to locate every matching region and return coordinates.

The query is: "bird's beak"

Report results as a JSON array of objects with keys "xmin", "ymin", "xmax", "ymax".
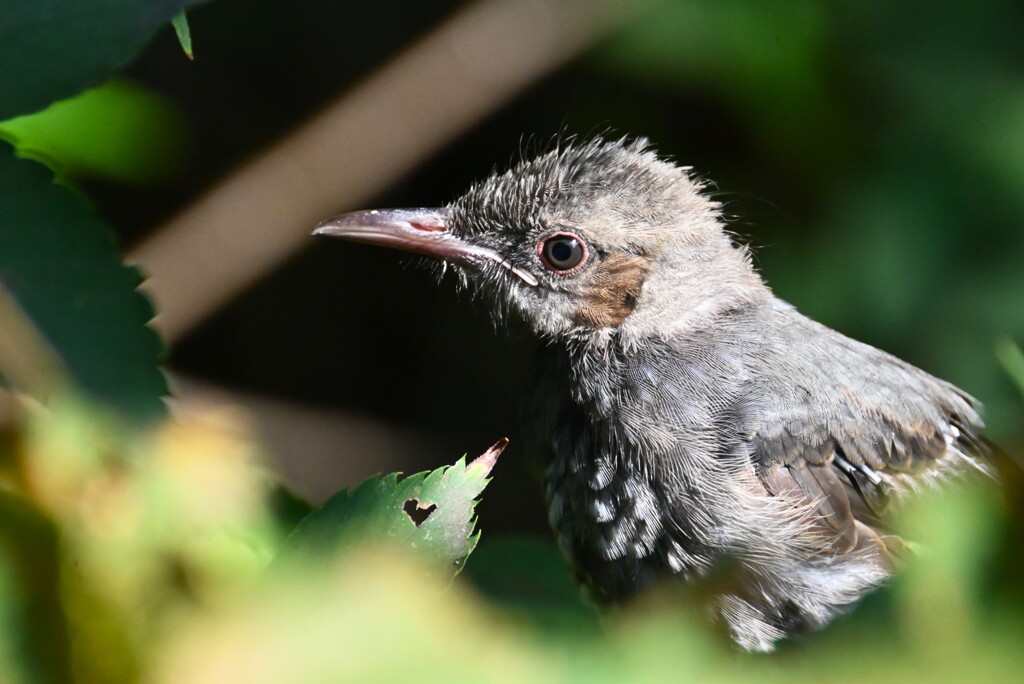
[{"xmin": 313, "ymin": 208, "xmax": 538, "ymax": 286}]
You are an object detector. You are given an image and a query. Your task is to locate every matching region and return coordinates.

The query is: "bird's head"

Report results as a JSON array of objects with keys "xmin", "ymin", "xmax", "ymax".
[{"xmin": 315, "ymin": 138, "xmax": 768, "ymax": 342}]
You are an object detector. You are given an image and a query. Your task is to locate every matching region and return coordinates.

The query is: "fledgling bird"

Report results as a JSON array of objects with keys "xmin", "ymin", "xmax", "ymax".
[{"xmin": 314, "ymin": 138, "xmax": 988, "ymax": 651}]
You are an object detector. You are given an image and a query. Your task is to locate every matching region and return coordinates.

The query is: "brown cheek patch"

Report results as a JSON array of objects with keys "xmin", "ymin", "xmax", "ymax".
[{"xmin": 576, "ymin": 253, "xmax": 651, "ymax": 327}]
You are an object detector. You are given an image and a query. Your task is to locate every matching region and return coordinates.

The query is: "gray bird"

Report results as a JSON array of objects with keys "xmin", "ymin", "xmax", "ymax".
[{"xmin": 314, "ymin": 138, "xmax": 988, "ymax": 651}]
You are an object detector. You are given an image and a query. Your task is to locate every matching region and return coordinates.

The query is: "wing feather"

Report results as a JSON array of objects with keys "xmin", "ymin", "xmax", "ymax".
[{"xmin": 748, "ymin": 305, "xmax": 988, "ymax": 553}]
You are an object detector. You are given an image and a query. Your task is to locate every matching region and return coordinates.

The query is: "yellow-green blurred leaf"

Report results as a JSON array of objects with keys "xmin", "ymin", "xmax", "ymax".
[
  {"xmin": 0, "ymin": 491, "xmax": 72, "ymax": 684},
  {"xmin": 0, "ymin": 79, "xmax": 189, "ymax": 185},
  {"xmin": 155, "ymin": 545, "xmax": 556, "ymax": 684},
  {"xmin": 14, "ymin": 397, "xmax": 282, "ymax": 673},
  {"xmin": 996, "ymin": 339, "xmax": 1024, "ymax": 399}
]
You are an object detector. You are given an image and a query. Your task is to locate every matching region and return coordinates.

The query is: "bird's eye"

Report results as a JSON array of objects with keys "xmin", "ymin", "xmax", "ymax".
[{"xmin": 538, "ymin": 233, "xmax": 588, "ymax": 273}]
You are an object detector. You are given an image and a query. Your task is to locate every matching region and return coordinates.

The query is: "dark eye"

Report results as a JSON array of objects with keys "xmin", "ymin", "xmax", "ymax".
[{"xmin": 538, "ymin": 233, "xmax": 588, "ymax": 273}]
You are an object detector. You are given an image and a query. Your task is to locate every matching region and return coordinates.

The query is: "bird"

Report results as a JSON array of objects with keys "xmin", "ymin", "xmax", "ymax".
[{"xmin": 313, "ymin": 137, "xmax": 989, "ymax": 651}]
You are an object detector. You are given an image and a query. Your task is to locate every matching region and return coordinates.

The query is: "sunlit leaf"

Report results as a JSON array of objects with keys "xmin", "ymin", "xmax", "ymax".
[
  {"xmin": 279, "ymin": 439, "xmax": 506, "ymax": 574},
  {"xmin": 996, "ymin": 339, "xmax": 1024, "ymax": 399},
  {"xmin": 0, "ymin": 80, "xmax": 190, "ymax": 185},
  {"xmin": 171, "ymin": 11, "xmax": 194, "ymax": 60}
]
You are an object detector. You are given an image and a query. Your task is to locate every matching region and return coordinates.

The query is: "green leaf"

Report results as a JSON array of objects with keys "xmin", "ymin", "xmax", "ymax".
[
  {"xmin": 464, "ymin": 535, "xmax": 599, "ymax": 635},
  {"xmin": 996, "ymin": 338, "xmax": 1024, "ymax": 399},
  {"xmin": 0, "ymin": 492, "xmax": 72, "ymax": 684},
  {"xmin": 0, "ymin": 1, "xmax": 207, "ymax": 120},
  {"xmin": 267, "ymin": 484, "xmax": 314, "ymax": 535},
  {"xmin": 279, "ymin": 439, "xmax": 506, "ymax": 575},
  {"xmin": 171, "ymin": 11, "xmax": 194, "ymax": 60},
  {"xmin": 0, "ymin": 79, "xmax": 190, "ymax": 185},
  {"xmin": 892, "ymin": 481, "xmax": 1004, "ymax": 648},
  {"xmin": 598, "ymin": 0, "xmax": 837, "ymax": 162},
  {"xmin": 0, "ymin": 142, "xmax": 167, "ymax": 420}
]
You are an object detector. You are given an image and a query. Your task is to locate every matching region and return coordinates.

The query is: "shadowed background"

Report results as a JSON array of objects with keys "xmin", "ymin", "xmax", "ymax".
[{"xmin": 77, "ymin": 0, "xmax": 1024, "ymax": 533}]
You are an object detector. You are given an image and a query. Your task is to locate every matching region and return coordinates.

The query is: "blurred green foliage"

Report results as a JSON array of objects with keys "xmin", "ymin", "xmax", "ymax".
[
  {"xmin": 996, "ymin": 339, "xmax": 1024, "ymax": 398},
  {"xmin": 597, "ymin": 0, "xmax": 1024, "ymax": 440},
  {"xmin": 0, "ymin": 396, "xmax": 499, "ymax": 683},
  {"xmin": 0, "ymin": 395, "xmax": 1021, "ymax": 682}
]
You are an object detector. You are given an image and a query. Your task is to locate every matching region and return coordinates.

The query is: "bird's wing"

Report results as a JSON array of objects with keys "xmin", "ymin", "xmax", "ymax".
[{"xmin": 747, "ymin": 306, "xmax": 988, "ymax": 555}]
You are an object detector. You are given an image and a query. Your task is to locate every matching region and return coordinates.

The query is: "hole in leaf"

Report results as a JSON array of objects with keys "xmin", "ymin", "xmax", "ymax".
[{"xmin": 403, "ymin": 498, "xmax": 437, "ymax": 527}]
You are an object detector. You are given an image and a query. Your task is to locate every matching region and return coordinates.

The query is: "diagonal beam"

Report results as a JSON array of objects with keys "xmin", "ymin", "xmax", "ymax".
[{"xmin": 129, "ymin": 0, "xmax": 643, "ymax": 343}]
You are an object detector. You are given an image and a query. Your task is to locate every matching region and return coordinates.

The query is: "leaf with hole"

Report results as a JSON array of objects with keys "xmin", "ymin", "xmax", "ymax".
[{"xmin": 278, "ymin": 439, "xmax": 506, "ymax": 575}]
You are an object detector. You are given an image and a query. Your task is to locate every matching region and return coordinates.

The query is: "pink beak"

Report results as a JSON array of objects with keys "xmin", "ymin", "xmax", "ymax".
[{"xmin": 314, "ymin": 208, "xmax": 538, "ymax": 286}]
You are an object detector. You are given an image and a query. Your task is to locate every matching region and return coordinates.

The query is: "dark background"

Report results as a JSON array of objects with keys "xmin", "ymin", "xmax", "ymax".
[{"xmin": 87, "ymin": 0, "xmax": 1024, "ymax": 533}]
